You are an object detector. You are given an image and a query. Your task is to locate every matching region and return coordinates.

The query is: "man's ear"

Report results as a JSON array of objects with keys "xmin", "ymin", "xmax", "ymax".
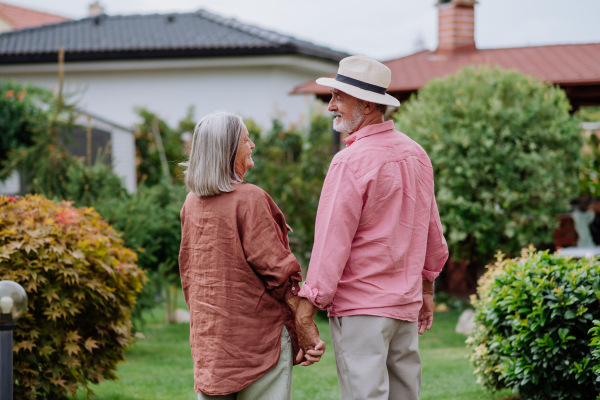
[{"xmin": 362, "ymin": 101, "xmax": 377, "ymax": 115}]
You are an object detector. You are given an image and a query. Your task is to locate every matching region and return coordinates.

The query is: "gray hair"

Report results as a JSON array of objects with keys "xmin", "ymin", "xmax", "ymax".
[{"xmin": 180, "ymin": 111, "xmax": 244, "ymax": 197}]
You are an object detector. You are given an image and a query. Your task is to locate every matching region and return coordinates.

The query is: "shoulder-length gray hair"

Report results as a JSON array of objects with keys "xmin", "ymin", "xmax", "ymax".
[{"xmin": 180, "ymin": 111, "xmax": 245, "ymax": 197}]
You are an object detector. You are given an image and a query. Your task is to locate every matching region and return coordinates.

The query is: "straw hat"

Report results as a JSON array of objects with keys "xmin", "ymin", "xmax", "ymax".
[{"xmin": 316, "ymin": 55, "xmax": 400, "ymax": 107}]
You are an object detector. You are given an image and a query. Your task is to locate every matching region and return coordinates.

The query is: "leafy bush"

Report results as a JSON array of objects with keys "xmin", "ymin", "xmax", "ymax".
[
  {"xmin": 580, "ymin": 130, "xmax": 600, "ymax": 197},
  {"xmin": 590, "ymin": 320, "xmax": 600, "ymax": 388},
  {"xmin": 394, "ymin": 66, "xmax": 582, "ymax": 266},
  {"xmin": 579, "ymin": 106, "xmax": 600, "ymax": 123},
  {"xmin": 467, "ymin": 247, "xmax": 600, "ymax": 399},
  {"xmin": 134, "ymin": 107, "xmax": 192, "ymax": 185},
  {"xmin": 0, "ymin": 194, "xmax": 147, "ymax": 399},
  {"xmin": 0, "ymin": 78, "xmax": 81, "ymax": 199},
  {"xmin": 65, "ymin": 155, "xmax": 127, "ymax": 206},
  {"xmin": 65, "ymin": 162, "xmax": 186, "ymax": 320},
  {"xmin": 0, "ymin": 80, "xmax": 53, "ymax": 172}
]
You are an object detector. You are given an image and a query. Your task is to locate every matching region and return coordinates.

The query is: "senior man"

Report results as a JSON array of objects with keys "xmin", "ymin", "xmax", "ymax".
[{"xmin": 295, "ymin": 56, "xmax": 449, "ymax": 400}]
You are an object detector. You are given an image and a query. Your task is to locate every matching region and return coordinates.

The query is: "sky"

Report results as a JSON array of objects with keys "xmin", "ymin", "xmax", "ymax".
[{"xmin": 5, "ymin": 0, "xmax": 600, "ymax": 60}]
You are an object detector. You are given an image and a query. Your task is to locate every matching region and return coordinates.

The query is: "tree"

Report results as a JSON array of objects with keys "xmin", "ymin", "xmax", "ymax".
[{"xmin": 393, "ymin": 66, "xmax": 582, "ymax": 269}]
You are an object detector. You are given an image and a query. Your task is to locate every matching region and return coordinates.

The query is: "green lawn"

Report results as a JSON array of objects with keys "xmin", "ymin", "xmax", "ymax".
[{"xmin": 76, "ymin": 306, "xmax": 516, "ymax": 400}]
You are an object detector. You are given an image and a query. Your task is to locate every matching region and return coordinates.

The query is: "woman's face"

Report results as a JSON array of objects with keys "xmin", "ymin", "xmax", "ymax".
[{"xmin": 234, "ymin": 125, "xmax": 255, "ymax": 179}]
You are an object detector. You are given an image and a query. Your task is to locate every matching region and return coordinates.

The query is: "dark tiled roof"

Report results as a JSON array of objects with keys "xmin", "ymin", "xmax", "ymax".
[
  {"xmin": 293, "ymin": 43, "xmax": 600, "ymax": 95},
  {"xmin": 0, "ymin": 9, "xmax": 348, "ymax": 63}
]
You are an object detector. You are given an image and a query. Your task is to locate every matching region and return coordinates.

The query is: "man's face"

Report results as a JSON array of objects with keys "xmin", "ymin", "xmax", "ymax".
[{"xmin": 328, "ymin": 89, "xmax": 363, "ymax": 134}]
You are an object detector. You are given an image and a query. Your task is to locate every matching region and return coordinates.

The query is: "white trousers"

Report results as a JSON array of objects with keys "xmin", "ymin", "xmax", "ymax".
[
  {"xmin": 330, "ymin": 315, "xmax": 421, "ymax": 400},
  {"xmin": 197, "ymin": 326, "xmax": 293, "ymax": 400}
]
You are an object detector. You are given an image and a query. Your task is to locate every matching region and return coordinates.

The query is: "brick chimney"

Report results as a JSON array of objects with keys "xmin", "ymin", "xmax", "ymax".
[
  {"xmin": 436, "ymin": 0, "xmax": 477, "ymax": 55},
  {"xmin": 89, "ymin": 2, "xmax": 104, "ymax": 17}
]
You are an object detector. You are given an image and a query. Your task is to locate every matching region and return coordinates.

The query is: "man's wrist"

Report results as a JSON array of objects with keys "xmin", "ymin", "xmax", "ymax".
[
  {"xmin": 285, "ymin": 295, "xmax": 300, "ymax": 314},
  {"xmin": 422, "ymin": 278, "xmax": 434, "ymax": 295},
  {"xmin": 296, "ymin": 298, "xmax": 318, "ymax": 324}
]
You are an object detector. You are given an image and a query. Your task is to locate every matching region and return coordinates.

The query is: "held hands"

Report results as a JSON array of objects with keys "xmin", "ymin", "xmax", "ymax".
[
  {"xmin": 295, "ymin": 338, "xmax": 326, "ymax": 366},
  {"xmin": 418, "ymin": 293, "xmax": 434, "ymax": 335},
  {"xmin": 292, "ymin": 297, "xmax": 326, "ymax": 366},
  {"xmin": 295, "ymin": 317, "xmax": 325, "ymax": 366}
]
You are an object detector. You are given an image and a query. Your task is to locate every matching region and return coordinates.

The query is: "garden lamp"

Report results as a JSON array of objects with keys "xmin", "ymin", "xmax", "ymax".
[{"xmin": 0, "ymin": 280, "xmax": 28, "ymax": 400}]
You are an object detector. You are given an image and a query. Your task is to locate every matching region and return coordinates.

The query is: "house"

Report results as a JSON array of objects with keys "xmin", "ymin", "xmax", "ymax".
[
  {"xmin": 0, "ymin": 2, "xmax": 70, "ymax": 33},
  {"xmin": 0, "ymin": 5, "xmax": 347, "ymax": 129},
  {"xmin": 293, "ymin": 0, "xmax": 600, "ymax": 112}
]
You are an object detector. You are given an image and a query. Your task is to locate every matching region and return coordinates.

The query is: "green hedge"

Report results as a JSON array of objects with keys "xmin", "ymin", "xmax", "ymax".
[{"xmin": 467, "ymin": 247, "xmax": 600, "ymax": 399}]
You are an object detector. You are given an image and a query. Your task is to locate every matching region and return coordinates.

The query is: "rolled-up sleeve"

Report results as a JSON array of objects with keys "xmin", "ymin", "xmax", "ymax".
[
  {"xmin": 298, "ymin": 160, "xmax": 362, "ymax": 309},
  {"xmin": 240, "ymin": 192, "xmax": 302, "ymax": 302},
  {"xmin": 422, "ymin": 194, "xmax": 449, "ymax": 281}
]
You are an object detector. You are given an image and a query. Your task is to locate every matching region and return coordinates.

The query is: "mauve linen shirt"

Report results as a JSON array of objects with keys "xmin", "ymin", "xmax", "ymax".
[
  {"xmin": 179, "ymin": 183, "xmax": 301, "ymax": 396},
  {"xmin": 298, "ymin": 121, "xmax": 449, "ymax": 321}
]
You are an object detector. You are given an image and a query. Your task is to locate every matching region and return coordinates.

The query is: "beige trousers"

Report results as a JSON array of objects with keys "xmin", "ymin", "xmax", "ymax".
[
  {"xmin": 197, "ymin": 326, "xmax": 293, "ymax": 400},
  {"xmin": 330, "ymin": 315, "xmax": 421, "ymax": 400}
]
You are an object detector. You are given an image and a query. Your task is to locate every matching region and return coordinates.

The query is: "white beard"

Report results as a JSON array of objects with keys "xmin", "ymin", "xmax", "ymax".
[{"xmin": 332, "ymin": 106, "xmax": 363, "ymax": 134}]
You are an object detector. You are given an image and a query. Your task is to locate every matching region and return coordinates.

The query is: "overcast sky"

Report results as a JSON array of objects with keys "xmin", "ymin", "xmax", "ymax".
[{"xmin": 6, "ymin": 0, "xmax": 600, "ymax": 60}]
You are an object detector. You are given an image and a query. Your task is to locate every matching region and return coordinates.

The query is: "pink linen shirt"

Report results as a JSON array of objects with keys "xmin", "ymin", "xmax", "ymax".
[{"xmin": 298, "ymin": 121, "xmax": 449, "ymax": 322}]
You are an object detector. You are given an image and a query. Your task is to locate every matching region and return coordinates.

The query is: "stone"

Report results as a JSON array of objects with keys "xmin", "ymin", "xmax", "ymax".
[
  {"xmin": 455, "ymin": 309, "xmax": 475, "ymax": 335},
  {"xmin": 174, "ymin": 308, "xmax": 190, "ymax": 323}
]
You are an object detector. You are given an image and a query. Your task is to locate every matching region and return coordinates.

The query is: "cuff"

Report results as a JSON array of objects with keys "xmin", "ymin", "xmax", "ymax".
[
  {"xmin": 422, "ymin": 269, "xmax": 439, "ymax": 282},
  {"xmin": 297, "ymin": 282, "xmax": 332, "ymax": 310},
  {"xmin": 284, "ymin": 280, "xmax": 301, "ymax": 301}
]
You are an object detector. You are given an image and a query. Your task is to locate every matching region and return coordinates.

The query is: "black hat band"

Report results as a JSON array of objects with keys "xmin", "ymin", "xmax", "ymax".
[{"xmin": 335, "ymin": 74, "xmax": 387, "ymax": 95}]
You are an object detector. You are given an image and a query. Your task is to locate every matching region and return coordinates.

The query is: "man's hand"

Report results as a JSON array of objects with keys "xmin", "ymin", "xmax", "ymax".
[
  {"xmin": 295, "ymin": 298, "xmax": 326, "ymax": 366},
  {"xmin": 418, "ymin": 293, "xmax": 434, "ymax": 335}
]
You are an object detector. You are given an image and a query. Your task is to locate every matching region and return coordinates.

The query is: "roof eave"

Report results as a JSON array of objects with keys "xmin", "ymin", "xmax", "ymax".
[{"xmin": 0, "ymin": 46, "xmax": 342, "ymax": 64}]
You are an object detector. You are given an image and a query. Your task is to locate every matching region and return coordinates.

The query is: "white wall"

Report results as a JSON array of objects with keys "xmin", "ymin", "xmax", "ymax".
[
  {"xmin": 110, "ymin": 129, "xmax": 137, "ymax": 193},
  {"xmin": 0, "ymin": 170, "xmax": 20, "ymax": 195},
  {"xmin": 0, "ymin": 55, "xmax": 335, "ymax": 129}
]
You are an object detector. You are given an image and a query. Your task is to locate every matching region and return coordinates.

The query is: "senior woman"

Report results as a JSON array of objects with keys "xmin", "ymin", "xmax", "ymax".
[{"xmin": 179, "ymin": 111, "xmax": 325, "ymax": 400}]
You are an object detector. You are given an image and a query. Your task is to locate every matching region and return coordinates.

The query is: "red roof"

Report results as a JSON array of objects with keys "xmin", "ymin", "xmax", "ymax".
[
  {"xmin": 0, "ymin": 2, "xmax": 69, "ymax": 30},
  {"xmin": 292, "ymin": 43, "xmax": 600, "ymax": 96}
]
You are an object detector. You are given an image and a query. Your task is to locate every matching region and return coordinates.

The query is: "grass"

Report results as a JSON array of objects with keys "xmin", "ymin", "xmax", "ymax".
[{"xmin": 76, "ymin": 303, "xmax": 516, "ymax": 400}]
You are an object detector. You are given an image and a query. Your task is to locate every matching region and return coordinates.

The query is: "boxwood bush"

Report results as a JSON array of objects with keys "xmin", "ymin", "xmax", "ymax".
[
  {"xmin": 590, "ymin": 321, "xmax": 600, "ymax": 388},
  {"xmin": 0, "ymin": 194, "xmax": 147, "ymax": 399},
  {"xmin": 467, "ymin": 247, "xmax": 600, "ymax": 399}
]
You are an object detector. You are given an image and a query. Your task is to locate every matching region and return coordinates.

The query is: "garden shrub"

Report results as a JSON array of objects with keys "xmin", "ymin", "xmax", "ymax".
[
  {"xmin": 394, "ymin": 66, "xmax": 582, "ymax": 267},
  {"xmin": 0, "ymin": 194, "xmax": 147, "ymax": 399},
  {"xmin": 467, "ymin": 247, "xmax": 600, "ymax": 399},
  {"xmin": 580, "ymin": 128, "xmax": 600, "ymax": 198},
  {"xmin": 590, "ymin": 321, "xmax": 600, "ymax": 384},
  {"xmin": 0, "ymin": 80, "xmax": 53, "ymax": 172}
]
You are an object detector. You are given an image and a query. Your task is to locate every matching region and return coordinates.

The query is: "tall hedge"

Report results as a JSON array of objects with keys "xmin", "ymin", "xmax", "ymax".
[
  {"xmin": 394, "ymin": 66, "xmax": 582, "ymax": 265},
  {"xmin": 467, "ymin": 247, "xmax": 600, "ymax": 399},
  {"xmin": 0, "ymin": 195, "xmax": 147, "ymax": 399}
]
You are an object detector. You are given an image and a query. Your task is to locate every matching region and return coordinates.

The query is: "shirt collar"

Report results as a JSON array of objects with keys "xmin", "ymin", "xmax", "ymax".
[{"xmin": 343, "ymin": 120, "xmax": 395, "ymax": 147}]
